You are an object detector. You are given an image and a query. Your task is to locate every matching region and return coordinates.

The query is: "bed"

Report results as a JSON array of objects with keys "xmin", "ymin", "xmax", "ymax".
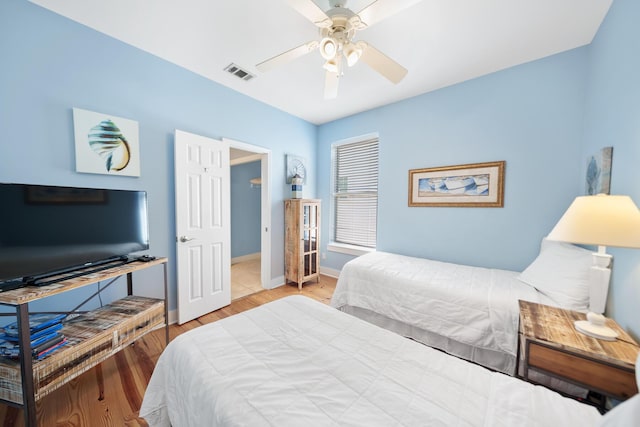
[
  {"xmin": 330, "ymin": 239, "xmax": 610, "ymax": 375},
  {"xmin": 139, "ymin": 295, "xmax": 618, "ymax": 426}
]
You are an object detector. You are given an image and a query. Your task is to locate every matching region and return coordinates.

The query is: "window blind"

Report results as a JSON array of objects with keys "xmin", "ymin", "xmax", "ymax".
[{"xmin": 333, "ymin": 138, "xmax": 379, "ymax": 248}]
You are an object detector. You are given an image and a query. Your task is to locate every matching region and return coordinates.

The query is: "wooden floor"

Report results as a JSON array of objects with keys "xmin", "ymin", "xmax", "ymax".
[{"xmin": 0, "ymin": 276, "xmax": 336, "ymax": 427}]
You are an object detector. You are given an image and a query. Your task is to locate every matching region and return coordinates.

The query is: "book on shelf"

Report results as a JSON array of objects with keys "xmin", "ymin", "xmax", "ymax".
[
  {"xmin": 0, "ymin": 329, "xmax": 61, "ymax": 348},
  {"xmin": 31, "ymin": 334, "xmax": 65, "ymax": 355},
  {"xmin": 0, "ymin": 322, "xmax": 63, "ymax": 343},
  {"xmin": 0, "ymin": 333, "xmax": 67, "ymax": 359},
  {"xmin": 1, "ymin": 313, "xmax": 66, "ymax": 338},
  {"xmin": 34, "ymin": 338, "xmax": 68, "ymax": 360},
  {"xmin": 0, "ymin": 340, "xmax": 21, "ymax": 358},
  {"xmin": 0, "ymin": 313, "xmax": 68, "ymax": 360}
]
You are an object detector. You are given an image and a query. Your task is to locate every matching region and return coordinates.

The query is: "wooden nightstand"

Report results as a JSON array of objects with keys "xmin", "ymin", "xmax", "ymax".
[{"xmin": 517, "ymin": 300, "xmax": 639, "ymax": 401}]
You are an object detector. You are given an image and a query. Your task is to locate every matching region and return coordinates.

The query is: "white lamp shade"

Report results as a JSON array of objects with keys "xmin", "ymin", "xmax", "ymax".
[{"xmin": 547, "ymin": 194, "xmax": 640, "ymax": 249}]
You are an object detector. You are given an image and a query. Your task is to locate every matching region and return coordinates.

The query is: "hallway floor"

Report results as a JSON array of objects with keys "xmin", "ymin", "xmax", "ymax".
[{"xmin": 231, "ymin": 258, "xmax": 262, "ymax": 300}]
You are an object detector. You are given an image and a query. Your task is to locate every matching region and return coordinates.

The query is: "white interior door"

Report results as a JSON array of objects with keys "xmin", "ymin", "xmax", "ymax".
[{"xmin": 175, "ymin": 129, "xmax": 230, "ymax": 324}]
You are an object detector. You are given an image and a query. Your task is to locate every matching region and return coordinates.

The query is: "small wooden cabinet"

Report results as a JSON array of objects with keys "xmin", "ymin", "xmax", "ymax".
[{"xmin": 285, "ymin": 199, "xmax": 321, "ymax": 289}]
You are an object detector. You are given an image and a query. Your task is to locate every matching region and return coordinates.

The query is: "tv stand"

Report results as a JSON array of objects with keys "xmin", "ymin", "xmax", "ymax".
[{"xmin": 0, "ymin": 257, "xmax": 168, "ymax": 427}]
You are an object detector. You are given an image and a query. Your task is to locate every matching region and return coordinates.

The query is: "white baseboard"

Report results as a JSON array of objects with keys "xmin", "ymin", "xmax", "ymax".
[
  {"xmin": 231, "ymin": 252, "xmax": 261, "ymax": 264},
  {"xmin": 167, "ymin": 309, "xmax": 178, "ymax": 325},
  {"xmin": 320, "ymin": 266, "xmax": 340, "ymax": 279},
  {"xmin": 267, "ymin": 269, "xmax": 340, "ymax": 289},
  {"xmin": 267, "ymin": 275, "xmax": 285, "ymax": 290}
]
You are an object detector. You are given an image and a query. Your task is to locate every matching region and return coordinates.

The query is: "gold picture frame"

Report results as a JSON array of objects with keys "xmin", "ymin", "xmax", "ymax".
[{"xmin": 408, "ymin": 161, "xmax": 505, "ymax": 207}]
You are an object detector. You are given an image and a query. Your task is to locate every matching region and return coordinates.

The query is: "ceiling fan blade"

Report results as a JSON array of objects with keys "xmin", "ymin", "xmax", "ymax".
[
  {"xmin": 356, "ymin": 0, "xmax": 424, "ymax": 28},
  {"xmin": 324, "ymin": 71, "xmax": 339, "ymax": 99},
  {"xmin": 256, "ymin": 41, "xmax": 319, "ymax": 73},
  {"xmin": 359, "ymin": 42, "xmax": 408, "ymax": 84},
  {"xmin": 285, "ymin": 0, "xmax": 332, "ymax": 28}
]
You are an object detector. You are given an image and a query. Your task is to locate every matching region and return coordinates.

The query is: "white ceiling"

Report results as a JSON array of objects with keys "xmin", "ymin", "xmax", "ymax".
[{"xmin": 30, "ymin": 0, "xmax": 612, "ymax": 125}]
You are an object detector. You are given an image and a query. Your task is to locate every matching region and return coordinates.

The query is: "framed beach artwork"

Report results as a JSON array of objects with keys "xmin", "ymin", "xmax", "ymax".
[
  {"xmin": 585, "ymin": 146, "xmax": 613, "ymax": 195},
  {"xmin": 73, "ymin": 107, "xmax": 141, "ymax": 177},
  {"xmin": 408, "ymin": 161, "xmax": 505, "ymax": 207}
]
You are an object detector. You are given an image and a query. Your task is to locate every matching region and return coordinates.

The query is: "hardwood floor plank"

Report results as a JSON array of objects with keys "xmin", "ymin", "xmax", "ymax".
[
  {"xmin": 0, "ymin": 406, "xmax": 19, "ymax": 427},
  {"xmin": 0, "ymin": 276, "xmax": 336, "ymax": 426}
]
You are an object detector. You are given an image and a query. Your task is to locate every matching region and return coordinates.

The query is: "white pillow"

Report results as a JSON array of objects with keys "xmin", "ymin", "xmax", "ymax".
[{"xmin": 518, "ymin": 238, "xmax": 593, "ymax": 311}]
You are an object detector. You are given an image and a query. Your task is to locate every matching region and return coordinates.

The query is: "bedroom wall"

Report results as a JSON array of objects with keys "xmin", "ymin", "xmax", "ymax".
[
  {"xmin": 317, "ymin": 48, "xmax": 589, "ymax": 273},
  {"xmin": 581, "ymin": 0, "xmax": 640, "ymax": 338},
  {"xmin": 318, "ymin": 0, "xmax": 640, "ymax": 339},
  {"xmin": 231, "ymin": 161, "xmax": 262, "ymax": 259},
  {"xmin": 0, "ymin": 1, "xmax": 317, "ymax": 313}
]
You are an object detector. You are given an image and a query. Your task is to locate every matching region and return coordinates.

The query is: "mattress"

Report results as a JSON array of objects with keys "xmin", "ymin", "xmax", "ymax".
[
  {"xmin": 330, "ymin": 251, "xmax": 554, "ymax": 374},
  {"xmin": 140, "ymin": 295, "xmax": 600, "ymax": 427}
]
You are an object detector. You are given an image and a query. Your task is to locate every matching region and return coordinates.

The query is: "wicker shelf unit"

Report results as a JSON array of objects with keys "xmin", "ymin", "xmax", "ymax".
[{"xmin": 0, "ymin": 258, "xmax": 169, "ymax": 427}]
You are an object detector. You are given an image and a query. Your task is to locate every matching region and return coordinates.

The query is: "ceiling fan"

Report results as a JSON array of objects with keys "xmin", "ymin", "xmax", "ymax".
[{"xmin": 256, "ymin": 0, "xmax": 424, "ymax": 99}]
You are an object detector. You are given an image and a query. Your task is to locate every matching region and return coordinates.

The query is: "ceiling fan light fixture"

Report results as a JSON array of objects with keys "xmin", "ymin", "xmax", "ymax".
[
  {"xmin": 343, "ymin": 42, "xmax": 362, "ymax": 67},
  {"xmin": 323, "ymin": 58, "xmax": 339, "ymax": 73},
  {"xmin": 319, "ymin": 37, "xmax": 338, "ymax": 60}
]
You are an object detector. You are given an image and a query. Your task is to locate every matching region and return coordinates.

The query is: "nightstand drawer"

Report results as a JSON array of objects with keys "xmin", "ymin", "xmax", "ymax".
[{"xmin": 529, "ymin": 342, "xmax": 638, "ymax": 399}]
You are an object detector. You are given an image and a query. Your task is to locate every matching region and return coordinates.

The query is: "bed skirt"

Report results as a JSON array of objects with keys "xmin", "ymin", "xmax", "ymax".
[
  {"xmin": 338, "ymin": 304, "xmax": 515, "ymax": 373},
  {"xmin": 338, "ymin": 304, "xmax": 587, "ymax": 397}
]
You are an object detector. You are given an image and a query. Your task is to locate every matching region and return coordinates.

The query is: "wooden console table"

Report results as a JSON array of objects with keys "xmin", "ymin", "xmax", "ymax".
[{"xmin": 0, "ymin": 257, "xmax": 169, "ymax": 427}]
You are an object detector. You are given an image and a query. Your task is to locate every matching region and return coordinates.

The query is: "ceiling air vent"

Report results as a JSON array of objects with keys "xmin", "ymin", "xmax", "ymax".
[{"xmin": 224, "ymin": 63, "xmax": 255, "ymax": 81}]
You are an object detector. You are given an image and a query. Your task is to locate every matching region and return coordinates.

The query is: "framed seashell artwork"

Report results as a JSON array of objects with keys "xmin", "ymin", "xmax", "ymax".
[{"xmin": 73, "ymin": 107, "xmax": 141, "ymax": 177}]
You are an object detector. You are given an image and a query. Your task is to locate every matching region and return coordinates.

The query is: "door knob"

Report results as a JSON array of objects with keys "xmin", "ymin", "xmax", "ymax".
[{"xmin": 179, "ymin": 236, "xmax": 194, "ymax": 243}]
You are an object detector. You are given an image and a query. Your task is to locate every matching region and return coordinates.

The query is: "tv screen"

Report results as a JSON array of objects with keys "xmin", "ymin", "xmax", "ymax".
[{"xmin": 0, "ymin": 183, "xmax": 149, "ymax": 285}]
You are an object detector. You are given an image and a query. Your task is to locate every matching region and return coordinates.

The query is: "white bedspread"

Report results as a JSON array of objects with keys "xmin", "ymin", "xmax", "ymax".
[
  {"xmin": 140, "ymin": 295, "xmax": 600, "ymax": 427},
  {"xmin": 330, "ymin": 252, "xmax": 553, "ymax": 372}
]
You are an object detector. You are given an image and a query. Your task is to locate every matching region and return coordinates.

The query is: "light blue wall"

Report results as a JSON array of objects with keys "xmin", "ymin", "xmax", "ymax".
[
  {"xmin": 581, "ymin": 0, "xmax": 640, "ymax": 338},
  {"xmin": 3, "ymin": 0, "xmax": 639, "ymax": 339},
  {"xmin": 318, "ymin": 48, "xmax": 589, "ymax": 272},
  {"xmin": 231, "ymin": 161, "xmax": 261, "ymax": 258},
  {"xmin": 318, "ymin": 1, "xmax": 640, "ymax": 339},
  {"xmin": 0, "ymin": 1, "xmax": 316, "ymax": 312}
]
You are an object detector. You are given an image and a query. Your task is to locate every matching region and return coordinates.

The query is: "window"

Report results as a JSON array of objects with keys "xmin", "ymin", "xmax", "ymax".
[{"xmin": 331, "ymin": 136, "xmax": 379, "ymax": 251}]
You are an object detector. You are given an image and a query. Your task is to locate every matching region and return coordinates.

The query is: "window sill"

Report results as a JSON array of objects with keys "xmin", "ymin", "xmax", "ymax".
[{"xmin": 327, "ymin": 242, "xmax": 376, "ymax": 257}]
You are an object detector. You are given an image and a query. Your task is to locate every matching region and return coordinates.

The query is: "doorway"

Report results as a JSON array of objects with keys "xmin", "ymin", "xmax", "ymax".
[{"xmin": 226, "ymin": 138, "xmax": 271, "ymax": 300}]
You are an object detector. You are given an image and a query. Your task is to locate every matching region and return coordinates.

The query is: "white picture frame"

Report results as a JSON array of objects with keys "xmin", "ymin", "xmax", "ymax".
[
  {"xmin": 286, "ymin": 154, "xmax": 307, "ymax": 184},
  {"xmin": 73, "ymin": 107, "xmax": 141, "ymax": 177}
]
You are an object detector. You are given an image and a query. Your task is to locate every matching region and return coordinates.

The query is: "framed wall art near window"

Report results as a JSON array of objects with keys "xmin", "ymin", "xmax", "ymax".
[{"xmin": 408, "ymin": 161, "xmax": 505, "ymax": 207}]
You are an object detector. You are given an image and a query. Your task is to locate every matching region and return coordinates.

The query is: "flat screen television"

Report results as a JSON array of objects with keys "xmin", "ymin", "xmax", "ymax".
[{"xmin": 0, "ymin": 183, "xmax": 149, "ymax": 287}]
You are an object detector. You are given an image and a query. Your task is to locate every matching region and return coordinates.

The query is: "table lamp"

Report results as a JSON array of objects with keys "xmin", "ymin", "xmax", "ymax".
[{"xmin": 547, "ymin": 194, "xmax": 640, "ymax": 340}]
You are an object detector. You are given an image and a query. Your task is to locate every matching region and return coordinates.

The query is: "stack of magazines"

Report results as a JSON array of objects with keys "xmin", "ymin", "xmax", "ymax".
[{"xmin": 0, "ymin": 313, "xmax": 68, "ymax": 360}]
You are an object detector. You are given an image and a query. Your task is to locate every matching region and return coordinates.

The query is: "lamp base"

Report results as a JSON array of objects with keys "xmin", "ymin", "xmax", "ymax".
[{"xmin": 574, "ymin": 320, "xmax": 618, "ymax": 341}]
